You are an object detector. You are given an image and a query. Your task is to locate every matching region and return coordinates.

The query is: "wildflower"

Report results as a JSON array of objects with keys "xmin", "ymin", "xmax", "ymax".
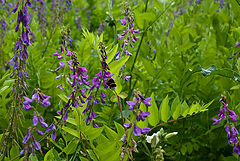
[{"xmin": 22, "ymin": 130, "xmax": 31, "ymax": 144}]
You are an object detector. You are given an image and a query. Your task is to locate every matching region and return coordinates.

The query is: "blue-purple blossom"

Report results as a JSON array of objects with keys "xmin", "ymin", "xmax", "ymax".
[
  {"xmin": 32, "ymin": 137, "xmax": 41, "ymax": 150},
  {"xmin": 36, "ymin": 129, "xmax": 44, "ymax": 135},
  {"xmin": 33, "ymin": 113, "xmax": 38, "ymax": 126},
  {"xmin": 124, "ymin": 123, "xmax": 132, "ymax": 129},
  {"xmin": 133, "ymin": 125, "xmax": 142, "ymax": 136},
  {"xmin": 141, "ymin": 127, "xmax": 151, "ymax": 134},
  {"xmin": 233, "ymin": 145, "xmax": 240, "ymax": 155},
  {"xmin": 22, "ymin": 130, "xmax": 31, "ymax": 144},
  {"xmin": 62, "ymin": 111, "xmax": 68, "ymax": 123},
  {"xmin": 39, "ymin": 116, "xmax": 48, "ymax": 128}
]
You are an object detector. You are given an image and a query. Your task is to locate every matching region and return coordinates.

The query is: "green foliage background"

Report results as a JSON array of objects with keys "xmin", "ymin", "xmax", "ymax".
[{"xmin": 1, "ymin": 0, "xmax": 240, "ymax": 160}]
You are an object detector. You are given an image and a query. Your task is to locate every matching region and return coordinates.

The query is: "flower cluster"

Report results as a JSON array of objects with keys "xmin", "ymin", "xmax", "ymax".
[
  {"xmin": 120, "ymin": 89, "xmax": 152, "ymax": 161},
  {"xmin": 123, "ymin": 90, "xmax": 152, "ymax": 136},
  {"xmin": 82, "ymin": 42, "xmax": 113, "ymax": 127},
  {"xmin": 23, "ymin": 89, "xmax": 51, "ymax": 110},
  {"xmin": 9, "ymin": 0, "xmax": 32, "ymax": 80},
  {"xmin": 20, "ymin": 89, "xmax": 55, "ymax": 156},
  {"xmin": 54, "ymin": 29, "xmax": 90, "ymax": 124},
  {"xmin": 115, "ymin": 5, "xmax": 139, "ymax": 59},
  {"xmin": 33, "ymin": 0, "xmax": 47, "ymax": 36},
  {"xmin": 212, "ymin": 95, "xmax": 240, "ymax": 155}
]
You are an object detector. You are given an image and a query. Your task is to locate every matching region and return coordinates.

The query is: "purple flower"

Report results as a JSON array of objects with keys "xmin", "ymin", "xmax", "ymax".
[
  {"xmin": 62, "ymin": 111, "xmax": 68, "ymax": 123},
  {"xmin": 121, "ymin": 134, "xmax": 127, "ymax": 142},
  {"xmin": 142, "ymin": 97, "xmax": 152, "ymax": 106},
  {"xmin": 233, "ymin": 145, "xmax": 240, "ymax": 155},
  {"xmin": 101, "ymin": 92, "xmax": 108, "ymax": 98},
  {"xmin": 55, "ymin": 61, "xmax": 65, "ymax": 71},
  {"xmin": 118, "ymin": 34, "xmax": 124, "ymax": 40},
  {"xmin": 153, "ymin": 49, "xmax": 156, "ymax": 53},
  {"xmin": 231, "ymin": 126, "xmax": 239, "ymax": 136},
  {"xmin": 141, "ymin": 127, "xmax": 151, "ymax": 134},
  {"xmin": 36, "ymin": 129, "xmax": 45, "ymax": 135},
  {"xmin": 42, "ymin": 95, "xmax": 51, "ymax": 107},
  {"xmin": 212, "ymin": 118, "xmax": 221, "ymax": 125},
  {"xmin": 39, "ymin": 116, "xmax": 48, "ymax": 128},
  {"xmin": 46, "ymin": 122, "xmax": 56, "ymax": 132},
  {"xmin": 120, "ymin": 17, "xmax": 126, "ymax": 25},
  {"xmin": 22, "ymin": 130, "xmax": 31, "ymax": 144},
  {"xmin": 93, "ymin": 121, "xmax": 99, "ymax": 128},
  {"xmin": 33, "ymin": 114, "xmax": 38, "ymax": 126},
  {"xmin": 124, "ymin": 75, "xmax": 131, "ymax": 81},
  {"xmin": 126, "ymin": 97, "xmax": 137, "ymax": 110},
  {"xmin": 218, "ymin": 109, "xmax": 225, "ymax": 119},
  {"xmin": 229, "ymin": 110, "xmax": 238, "ymax": 122},
  {"xmin": 235, "ymin": 43, "xmax": 240, "ymax": 48},
  {"xmin": 124, "ymin": 123, "xmax": 132, "ymax": 129},
  {"xmin": 133, "ymin": 125, "xmax": 142, "ymax": 136},
  {"xmin": 32, "ymin": 137, "xmax": 41, "ymax": 150},
  {"xmin": 12, "ymin": 3, "xmax": 19, "ymax": 13},
  {"xmin": 51, "ymin": 131, "xmax": 56, "ymax": 141}
]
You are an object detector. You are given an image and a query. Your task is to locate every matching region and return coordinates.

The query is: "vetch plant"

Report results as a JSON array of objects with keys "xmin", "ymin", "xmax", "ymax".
[{"xmin": 212, "ymin": 95, "xmax": 240, "ymax": 155}]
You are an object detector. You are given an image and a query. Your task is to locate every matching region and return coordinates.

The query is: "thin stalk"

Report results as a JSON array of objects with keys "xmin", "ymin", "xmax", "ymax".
[{"xmin": 114, "ymin": 91, "xmax": 125, "ymax": 127}]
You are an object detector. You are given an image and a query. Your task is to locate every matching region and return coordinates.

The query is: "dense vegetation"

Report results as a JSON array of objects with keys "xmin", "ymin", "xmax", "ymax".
[{"xmin": 1, "ymin": 0, "xmax": 240, "ymax": 160}]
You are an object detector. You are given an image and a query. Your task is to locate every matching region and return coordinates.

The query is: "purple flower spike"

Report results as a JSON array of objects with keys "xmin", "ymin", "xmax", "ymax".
[
  {"xmin": 141, "ymin": 127, "xmax": 151, "ymax": 134},
  {"xmin": 32, "ymin": 137, "xmax": 41, "ymax": 150},
  {"xmin": 212, "ymin": 118, "xmax": 221, "ymax": 125},
  {"xmin": 39, "ymin": 116, "xmax": 48, "ymax": 128},
  {"xmin": 133, "ymin": 125, "xmax": 142, "ymax": 136},
  {"xmin": 124, "ymin": 123, "xmax": 132, "ymax": 129},
  {"xmin": 62, "ymin": 111, "xmax": 68, "ymax": 123},
  {"xmin": 22, "ymin": 130, "xmax": 31, "ymax": 144}
]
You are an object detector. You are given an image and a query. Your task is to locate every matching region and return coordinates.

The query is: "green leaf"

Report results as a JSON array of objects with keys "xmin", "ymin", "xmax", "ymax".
[
  {"xmin": 85, "ymin": 127, "xmax": 104, "ymax": 140},
  {"xmin": 114, "ymin": 122, "xmax": 125, "ymax": 136},
  {"xmin": 29, "ymin": 154, "xmax": 38, "ymax": 161},
  {"xmin": 104, "ymin": 125, "xmax": 119, "ymax": 141},
  {"xmin": 172, "ymin": 103, "xmax": 181, "ymax": 119},
  {"xmin": 0, "ymin": 86, "xmax": 9, "ymax": 95},
  {"xmin": 171, "ymin": 96, "xmax": 180, "ymax": 115},
  {"xmin": 148, "ymin": 93, "xmax": 159, "ymax": 126},
  {"xmin": 44, "ymin": 148, "xmax": 55, "ymax": 161},
  {"xmin": 118, "ymin": 92, "xmax": 128, "ymax": 99},
  {"xmin": 63, "ymin": 140, "xmax": 79, "ymax": 155},
  {"xmin": 107, "ymin": 44, "xmax": 118, "ymax": 64},
  {"xmin": 109, "ymin": 56, "xmax": 129, "ymax": 79},
  {"xmin": 58, "ymin": 94, "xmax": 68, "ymax": 103},
  {"xmin": 62, "ymin": 126, "xmax": 80, "ymax": 138},
  {"xmin": 180, "ymin": 101, "xmax": 189, "ymax": 115},
  {"xmin": 160, "ymin": 95, "xmax": 169, "ymax": 122},
  {"xmin": 189, "ymin": 103, "xmax": 199, "ymax": 115}
]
